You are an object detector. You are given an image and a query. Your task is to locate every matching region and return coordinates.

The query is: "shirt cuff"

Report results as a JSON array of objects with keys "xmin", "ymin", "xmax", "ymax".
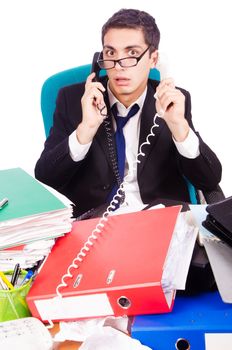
[
  {"xmin": 173, "ymin": 128, "xmax": 200, "ymax": 159},
  {"xmin": 68, "ymin": 130, "xmax": 92, "ymax": 162}
]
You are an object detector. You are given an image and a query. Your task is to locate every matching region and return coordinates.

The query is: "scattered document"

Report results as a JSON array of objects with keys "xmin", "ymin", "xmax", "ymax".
[
  {"xmin": 190, "ymin": 204, "xmax": 232, "ymax": 303},
  {"xmin": 55, "ymin": 318, "xmax": 152, "ymax": 350},
  {"xmin": 162, "ymin": 210, "xmax": 198, "ymax": 292},
  {"xmin": 205, "ymin": 333, "xmax": 232, "ymax": 350},
  {"xmin": 79, "ymin": 326, "xmax": 152, "ymax": 350},
  {"xmin": 54, "ymin": 316, "xmax": 130, "ymax": 342},
  {"xmin": 0, "ymin": 317, "xmax": 53, "ymax": 350}
]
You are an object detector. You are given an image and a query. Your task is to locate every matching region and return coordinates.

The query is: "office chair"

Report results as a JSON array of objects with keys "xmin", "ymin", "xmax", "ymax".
[{"xmin": 40, "ymin": 64, "xmax": 224, "ymax": 204}]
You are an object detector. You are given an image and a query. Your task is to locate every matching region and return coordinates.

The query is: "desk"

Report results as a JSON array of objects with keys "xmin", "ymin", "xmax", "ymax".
[{"xmin": 49, "ymin": 323, "xmax": 82, "ymax": 349}]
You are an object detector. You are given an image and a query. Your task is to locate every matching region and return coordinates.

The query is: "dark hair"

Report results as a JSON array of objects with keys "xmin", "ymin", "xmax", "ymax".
[{"xmin": 101, "ymin": 9, "xmax": 160, "ymax": 52}]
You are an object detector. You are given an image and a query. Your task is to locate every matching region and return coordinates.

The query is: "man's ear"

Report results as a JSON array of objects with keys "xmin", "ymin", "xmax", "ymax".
[{"xmin": 150, "ymin": 50, "xmax": 159, "ymax": 68}]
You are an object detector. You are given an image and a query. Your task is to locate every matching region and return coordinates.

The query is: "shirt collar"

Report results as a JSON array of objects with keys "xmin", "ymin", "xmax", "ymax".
[{"xmin": 107, "ymin": 83, "xmax": 147, "ymax": 117}]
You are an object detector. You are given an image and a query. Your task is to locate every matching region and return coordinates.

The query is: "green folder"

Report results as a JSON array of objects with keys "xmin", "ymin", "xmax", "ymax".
[{"xmin": 0, "ymin": 167, "xmax": 67, "ymax": 222}]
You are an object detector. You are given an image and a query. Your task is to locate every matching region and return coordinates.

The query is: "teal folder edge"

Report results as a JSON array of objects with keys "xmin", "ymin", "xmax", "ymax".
[{"xmin": 0, "ymin": 167, "xmax": 67, "ymax": 222}]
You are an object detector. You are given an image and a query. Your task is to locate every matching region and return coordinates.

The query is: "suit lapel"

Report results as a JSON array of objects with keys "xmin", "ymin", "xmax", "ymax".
[{"xmin": 138, "ymin": 80, "xmax": 166, "ymax": 175}]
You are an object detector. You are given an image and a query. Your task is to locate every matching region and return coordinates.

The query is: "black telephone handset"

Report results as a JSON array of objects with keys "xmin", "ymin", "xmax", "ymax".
[
  {"xmin": 91, "ymin": 52, "xmax": 101, "ymax": 82},
  {"xmin": 91, "ymin": 52, "xmax": 107, "ymax": 104}
]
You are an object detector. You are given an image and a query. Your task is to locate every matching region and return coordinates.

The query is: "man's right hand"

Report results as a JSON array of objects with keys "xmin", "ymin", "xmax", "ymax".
[{"xmin": 76, "ymin": 73, "xmax": 107, "ymax": 144}]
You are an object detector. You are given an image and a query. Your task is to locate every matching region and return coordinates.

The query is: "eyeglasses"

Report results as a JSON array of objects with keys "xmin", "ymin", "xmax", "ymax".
[{"xmin": 97, "ymin": 46, "xmax": 151, "ymax": 70}]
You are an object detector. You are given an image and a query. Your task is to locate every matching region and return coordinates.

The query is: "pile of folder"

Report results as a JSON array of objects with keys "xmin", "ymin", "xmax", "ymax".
[
  {"xmin": 0, "ymin": 168, "xmax": 73, "ymax": 263},
  {"xmin": 27, "ymin": 206, "xmax": 198, "ymax": 322}
]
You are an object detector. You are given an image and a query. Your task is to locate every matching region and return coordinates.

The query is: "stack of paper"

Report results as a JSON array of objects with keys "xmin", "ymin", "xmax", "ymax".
[
  {"xmin": 0, "ymin": 240, "xmax": 56, "ymax": 271},
  {"xmin": 0, "ymin": 168, "xmax": 73, "ymax": 250}
]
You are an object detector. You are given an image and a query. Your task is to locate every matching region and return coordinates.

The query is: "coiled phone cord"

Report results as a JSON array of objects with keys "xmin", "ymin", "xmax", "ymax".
[{"xmin": 55, "ymin": 112, "xmax": 161, "ymax": 299}]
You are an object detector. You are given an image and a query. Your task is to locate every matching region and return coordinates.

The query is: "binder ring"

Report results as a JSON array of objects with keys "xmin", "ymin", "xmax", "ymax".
[
  {"xmin": 175, "ymin": 338, "xmax": 190, "ymax": 350},
  {"xmin": 117, "ymin": 296, "xmax": 131, "ymax": 309}
]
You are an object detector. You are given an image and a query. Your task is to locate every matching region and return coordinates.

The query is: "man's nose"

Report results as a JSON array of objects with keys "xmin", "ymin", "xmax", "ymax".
[{"xmin": 115, "ymin": 61, "xmax": 124, "ymax": 70}]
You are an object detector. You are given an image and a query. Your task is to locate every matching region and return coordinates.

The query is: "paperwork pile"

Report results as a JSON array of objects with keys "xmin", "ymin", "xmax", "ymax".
[
  {"xmin": 0, "ymin": 240, "xmax": 55, "ymax": 271},
  {"xmin": 0, "ymin": 167, "xmax": 73, "ymax": 251}
]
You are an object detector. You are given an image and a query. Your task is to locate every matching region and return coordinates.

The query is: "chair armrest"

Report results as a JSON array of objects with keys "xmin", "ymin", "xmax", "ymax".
[{"xmin": 198, "ymin": 185, "xmax": 225, "ymax": 204}]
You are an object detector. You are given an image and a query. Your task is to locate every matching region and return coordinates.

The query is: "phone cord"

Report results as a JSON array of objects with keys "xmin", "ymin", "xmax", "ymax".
[
  {"xmin": 103, "ymin": 115, "xmax": 125, "ymax": 204},
  {"xmin": 54, "ymin": 113, "xmax": 161, "ymax": 299}
]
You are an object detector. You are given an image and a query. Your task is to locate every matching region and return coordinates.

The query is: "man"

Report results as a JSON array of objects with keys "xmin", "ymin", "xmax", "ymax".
[{"xmin": 35, "ymin": 8, "xmax": 222, "ymax": 218}]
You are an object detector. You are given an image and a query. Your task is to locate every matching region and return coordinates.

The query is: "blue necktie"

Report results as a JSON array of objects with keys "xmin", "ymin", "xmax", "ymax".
[{"xmin": 108, "ymin": 103, "xmax": 140, "ymax": 203}]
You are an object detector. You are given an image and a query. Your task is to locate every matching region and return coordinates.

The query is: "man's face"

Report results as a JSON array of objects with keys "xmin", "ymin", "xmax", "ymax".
[{"xmin": 103, "ymin": 28, "xmax": 158, "ymax": 106}]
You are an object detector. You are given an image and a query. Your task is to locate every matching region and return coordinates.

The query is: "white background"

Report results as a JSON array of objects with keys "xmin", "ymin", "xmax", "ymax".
[{"xmin": 0, "ymin": 0, "xmax": 231, "ymax": 197}]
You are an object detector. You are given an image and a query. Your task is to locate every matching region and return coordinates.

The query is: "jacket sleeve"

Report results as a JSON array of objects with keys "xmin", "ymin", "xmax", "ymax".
[
  {"xmin": 34, "ymin": 85, "xmax": 86, "ymax": 191},
  {"xmin": 178, "ymin": 89, "xmax": 222, "ymax": 191}
]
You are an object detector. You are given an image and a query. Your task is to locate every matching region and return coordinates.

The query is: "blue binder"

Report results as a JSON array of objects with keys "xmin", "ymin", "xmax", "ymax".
[{"xmin": 132, "ymin": 291, "xmax": 232, "ymax": 350}]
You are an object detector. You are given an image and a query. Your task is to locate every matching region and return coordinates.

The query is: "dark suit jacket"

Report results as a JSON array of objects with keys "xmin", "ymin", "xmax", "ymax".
[{"xmin": 35, "ymin": 78, "xmax": 222, "ymax": 216}]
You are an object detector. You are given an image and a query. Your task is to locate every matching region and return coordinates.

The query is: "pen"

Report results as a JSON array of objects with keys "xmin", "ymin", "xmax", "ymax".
[
  {"xmin": 0, "ymin": 271, "xmax": 15, "ymax": 290},
  {"xmin": 20, "ymin": 270, "xmax": 34, "ymax": 286},
  {"xmin": 11, "ymin": 263, "xmax": 21, "ymax": 286},
  {"xmin": 0, "ymin": 197, "xmax": 9, "ymax": 209}
]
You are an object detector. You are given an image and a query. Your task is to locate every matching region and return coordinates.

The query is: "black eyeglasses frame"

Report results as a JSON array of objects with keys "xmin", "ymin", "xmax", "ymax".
[{"xmin": 97, "ymin": 45, "xmax": 151, "ymax": 70}]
